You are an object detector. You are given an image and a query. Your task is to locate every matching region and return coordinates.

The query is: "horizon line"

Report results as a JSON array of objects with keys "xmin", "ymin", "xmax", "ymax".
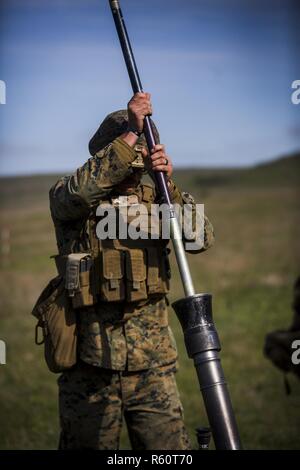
[{"xmin": 0, "ymin": 151, "xmax": 299, "ymax": 179}]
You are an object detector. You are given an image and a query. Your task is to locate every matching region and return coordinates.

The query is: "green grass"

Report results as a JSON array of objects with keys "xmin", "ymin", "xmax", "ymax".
[{"xmin": 0, "ymin": 154, "xmax": 299, "ymax": 449}]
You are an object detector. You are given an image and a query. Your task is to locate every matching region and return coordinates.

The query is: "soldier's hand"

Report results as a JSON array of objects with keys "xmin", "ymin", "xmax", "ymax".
[
  {"xmin": 141, "ymin": 144, "xmax": 173, "ymax": 179},
  {"xmin": 127, "ymin": 92, "xmax": 152, "ymax": 134}
]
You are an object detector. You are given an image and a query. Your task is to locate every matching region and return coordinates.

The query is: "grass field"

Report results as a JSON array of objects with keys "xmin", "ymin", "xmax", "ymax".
[{"xmin": 0, "ymin": 154, "xmax": 299, "ymax": 450}]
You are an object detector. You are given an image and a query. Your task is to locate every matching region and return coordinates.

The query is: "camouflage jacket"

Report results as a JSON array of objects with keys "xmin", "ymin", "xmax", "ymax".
[{"xmin": 49, "ymin": 137, "xmax": 215, "ymax": 371}]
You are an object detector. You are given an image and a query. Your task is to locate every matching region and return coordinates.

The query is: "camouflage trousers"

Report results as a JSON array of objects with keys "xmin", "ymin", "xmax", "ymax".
[{"xmin": 58, "ymin": 361, "xmax": 191, "ymax": 450}]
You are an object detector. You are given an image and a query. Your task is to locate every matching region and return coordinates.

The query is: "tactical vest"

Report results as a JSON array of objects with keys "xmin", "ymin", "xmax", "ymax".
[{"xmin": 55, "ymin": 184, "xmax": 171, "ymax": 308}]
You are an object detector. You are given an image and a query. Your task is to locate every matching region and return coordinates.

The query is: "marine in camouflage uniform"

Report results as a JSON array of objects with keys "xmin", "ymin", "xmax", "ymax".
[{"xmin": 50, "ymin": 93, "xmax": 215, "ymax": 450}]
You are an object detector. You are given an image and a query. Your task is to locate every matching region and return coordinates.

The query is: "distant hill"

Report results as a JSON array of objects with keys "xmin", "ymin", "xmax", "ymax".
[
  {"xmin": 0, "ymin": 153, "xmax": 299, "ymax": 210},
  {"xmin": 0, "ymin": 173, "xmax": 61, "ymax": 210},
  {"xmin": 188, "ymin": 152, "xmax": 300, "ymax": 189},
  {"xmin": 237, "ymin": 152, "xmax": 300, "ymax": 187}
]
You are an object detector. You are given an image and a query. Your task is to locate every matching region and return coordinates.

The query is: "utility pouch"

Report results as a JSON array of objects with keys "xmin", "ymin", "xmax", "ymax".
[
  {"xmin": 146, "ymin": 247, "xmax": 160, "ymax": 294},
  {"xmin": 65, "ymin": 253, "xmax": 96, "ymax": 309},
  {"xmin": 125, "ymin": 249, "xmax": 147, "ymax": 302},
  {"xmin": 100, "ymin": 249, "xmax": 125, "ymax": 302},
  {"xmin": 32, "ymin": 276, "xmax": 77, "ymax": 373},
  {"xmin": 146, "ymin": 247, "xmax": 170, "ymax": 295}
]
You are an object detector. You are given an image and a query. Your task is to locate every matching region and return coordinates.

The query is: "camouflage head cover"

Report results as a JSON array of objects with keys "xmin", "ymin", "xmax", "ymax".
[{"xmin": 89, "ymin": 109, "xmax": 160, "ymax": 169}]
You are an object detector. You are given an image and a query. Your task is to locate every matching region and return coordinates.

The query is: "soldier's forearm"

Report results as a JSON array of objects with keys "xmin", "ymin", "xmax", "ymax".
[
  {"xmin": 166, "ymin": 183, "xmax": 215, "ymax": 253},
  {"xmin": 50, "ymin": 137, "xmax": 137, "ymax": 220},
  {"xmin": 91, "ymin": 137, "xmax": 138, "ymax": 189},
  {"xmin": 49, "ymin": 176, "xmax": 91, "ymax": 222},
  {"xmin": 120, "ymin": 130, "xmax": 140, "ymax": 147},
  {"xmin": 50, "ymin": 138, "xmax": 138, "ymax": 222},
  {"xmin": 167, "ymin": 179, "xmax": 183, "ymax": 205}
]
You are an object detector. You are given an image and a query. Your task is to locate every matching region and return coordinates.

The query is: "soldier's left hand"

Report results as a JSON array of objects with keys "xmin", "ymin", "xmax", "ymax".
[{"xmin": 141, "ymin": 144, "xmax": 173, "ymax": 179}]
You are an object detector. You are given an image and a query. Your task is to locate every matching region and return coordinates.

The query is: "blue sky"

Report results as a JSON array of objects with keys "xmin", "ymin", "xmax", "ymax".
[{"xmin": 0, "ymin": 0, "xmax": 299, "ymax": 175}]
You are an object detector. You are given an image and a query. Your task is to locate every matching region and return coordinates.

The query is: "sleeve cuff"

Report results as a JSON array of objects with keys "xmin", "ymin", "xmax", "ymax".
[
  {"xmin": 168, "ymin": 179, "xmax": 183, "ymax": 204},
  {"xmin": 112, "ymin": 137, "xmax": 138, "ymax": 167}
]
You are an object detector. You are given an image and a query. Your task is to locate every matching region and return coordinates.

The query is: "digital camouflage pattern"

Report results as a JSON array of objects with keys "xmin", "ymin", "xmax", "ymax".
[
  {"xmin": 49, "ymin": 111, "xmax": 215, "ymax": 448},
  {"xmin": 58, "ymin": 361, "xmax": 192, "ymax": 450},
  {"xmin": 49, "ymin": 132, "xmax": 214, "ymax": 372},
  {"xmin": 78, "ymin": 296, "xmax": 178, "ymax": 371},
  {"xmin": 50, "ymin": 136, "xmax": 214, "ymax": 256},
  {"xmin": 50, "ymin": 137, "xmax": 140, "ymax": 255}
]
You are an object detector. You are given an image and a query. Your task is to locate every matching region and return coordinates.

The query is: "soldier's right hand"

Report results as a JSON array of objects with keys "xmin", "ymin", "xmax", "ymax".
[{"xmin": 127, "ymin": 92, "xmax": 152, "ymax": 134}]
